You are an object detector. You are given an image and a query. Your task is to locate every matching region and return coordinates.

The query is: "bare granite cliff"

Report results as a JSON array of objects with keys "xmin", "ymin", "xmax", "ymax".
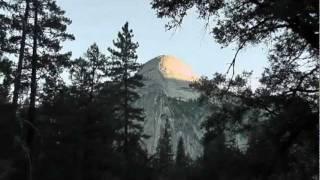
[{"xmin": 136, "ymin": 55, "xmax": 209, "ymax": 158}]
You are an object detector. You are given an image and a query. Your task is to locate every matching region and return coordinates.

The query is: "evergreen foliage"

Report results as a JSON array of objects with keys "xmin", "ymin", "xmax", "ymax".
[
  {"xmin": 175, "ymin": 136, "xmax": 188, "ymax": 169},
  {"xmin": 107, "ymin": 22, "xmax": 147, "ymax": 161},
  {"xmin": 155, "ymin": 117, "xmax": 173, "ymax": 176},
  {"xmin": 0, "ymin": 57, "xmax": 13, "ymax": 103},
  {"xmin": 0, "ymin": 1, "xmax": 317, "ymax": 180}
]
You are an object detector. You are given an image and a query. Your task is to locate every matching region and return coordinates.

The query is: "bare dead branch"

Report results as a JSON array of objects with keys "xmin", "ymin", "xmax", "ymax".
[{"xmin": 224, "ymin": 41, "xmax": 246, "ymax": 92}]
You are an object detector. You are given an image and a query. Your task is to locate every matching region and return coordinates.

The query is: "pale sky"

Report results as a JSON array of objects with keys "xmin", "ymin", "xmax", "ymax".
[{"xmin": 56, "ymin": 0, "xmax": 269, "ymax": 87}]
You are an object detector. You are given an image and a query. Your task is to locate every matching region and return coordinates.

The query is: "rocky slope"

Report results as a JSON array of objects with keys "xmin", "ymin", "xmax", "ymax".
[{"xmin": 136, "ymin": 55, "xmax": 209, "ymax": 158}]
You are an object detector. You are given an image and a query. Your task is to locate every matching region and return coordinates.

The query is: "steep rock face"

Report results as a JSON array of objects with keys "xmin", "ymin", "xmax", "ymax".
[{"xmin": 136, "ymin": 55, "xmax": 208, "ymax": 158}]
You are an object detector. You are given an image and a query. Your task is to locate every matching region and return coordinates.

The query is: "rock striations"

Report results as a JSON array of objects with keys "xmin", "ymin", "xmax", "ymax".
[{"xmin": 136, "ymin": 55, "xmax": 209, "ymax": 158}]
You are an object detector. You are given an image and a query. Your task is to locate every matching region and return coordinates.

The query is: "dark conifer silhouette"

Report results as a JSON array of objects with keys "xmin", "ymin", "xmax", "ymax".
[
  {"xmin": 175, "ymin": 136, "xmax": 188, "ymax": 169},
  {"xmin": 155, "ymin": 117, "xmax": 173, "ymax": 176},
  {"xmin": 0, "ymin": 1, "xmax": 318, "ymax": 180},
  {"xmin": 107, "ymin": 22, "xmax": 150, "ymax": 180},
  {"xmin": 108, "ymin": 22, "xmax": 146, "ymax": 159}
]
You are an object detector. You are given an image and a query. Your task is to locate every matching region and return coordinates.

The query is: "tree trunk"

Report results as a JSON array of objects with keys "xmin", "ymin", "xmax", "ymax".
[
  {"xmin": 12, "ymin": 0, "xmax": 30, "ymax": 126},
  {"xmin": 27, "ymin": 0, "xmax": 38, "ymax": 149},
  {"xmin": 26, "ymin": 0, "xmax": 38, "ymax": 179},
  {"xmin": 124, "ymin": 60, "xmax": 128, "ymax": 160}
]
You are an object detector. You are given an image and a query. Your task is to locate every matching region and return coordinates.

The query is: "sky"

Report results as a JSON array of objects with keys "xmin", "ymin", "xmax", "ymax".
[{"xmin": 56, "ymin": 0, "xmax": 269, "ymax": 87}]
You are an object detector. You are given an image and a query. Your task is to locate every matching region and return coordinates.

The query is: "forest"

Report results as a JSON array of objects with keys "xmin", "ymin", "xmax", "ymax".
[{"xmin": 0, "ymin": 0, "xmax": 318, "ymax": 180}]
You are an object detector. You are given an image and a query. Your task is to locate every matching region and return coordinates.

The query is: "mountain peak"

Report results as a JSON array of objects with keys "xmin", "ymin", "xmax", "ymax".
[
  {"xmin": 139, "ymin": 55, "xmax": 200, "ymax": 101},
  {"xmin": 158, "ymin": 55, "xmax": 199, "ymax": 81},
  {"xmin": 143, "ymin": 55, "xmax": 199, "ymax": 82},
  {"xmin": 136, "ymin": 55, "xmax": 205, "ymax": 158}
]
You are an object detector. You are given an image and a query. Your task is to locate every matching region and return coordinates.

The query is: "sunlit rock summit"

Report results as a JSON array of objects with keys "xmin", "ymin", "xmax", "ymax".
[{"xmin": 136, "ymin": 55, "xmax": 209, "ymax": 158}]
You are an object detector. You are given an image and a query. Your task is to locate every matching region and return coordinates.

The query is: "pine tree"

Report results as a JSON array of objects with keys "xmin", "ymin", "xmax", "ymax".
[
  {"xmin": 70, "ymin": 43, "xmax": 108, "ymax": 103},
  {"xmin": 0, "ymin": 1, "xmax": 13, "ymax": 103},
  {"xmin": 27, "ymin": 0, "xmax": 39, "ymax": 153},
  {"xmin": 0, "ymin": 0, "xmax": 33, "ymax": 148},
  {"xmin": 21, "ymin": 0, "xmax": 74, "ymax": 179},
  {"xmin": 70, "ymin": 43, "xmax": 109, "ymax": 180},
  {"xmin": 107, "ymin": 22, "xmax": 145, "ymax": 161},
  {"xmin": 0, "ymin": 57, "xmax": 13, "ymax": 103},
  {"xmin": 26, "ymin": 0, "xmax": 74, "ymax": 145},
  {"xmin": 176, "ymin": 136, "xmax": 188, "ymax": 169},
  {"xmin": 0, "ymin": 0, "xmax": 74, "ymax": 158},
  {"xmin": 10, "ymin": 0, "xmax": 31, "ymax": 111},
  {"xmin": 156, "ymin": 117, "xmax": 173, "ymax": 175},
  {"xmin": 0, "ymin": 0, "xmax": 12, "ymax": 55}
]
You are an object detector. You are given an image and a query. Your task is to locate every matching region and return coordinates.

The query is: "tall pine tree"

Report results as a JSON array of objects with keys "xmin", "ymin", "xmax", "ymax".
[
  {"xmin": 107, "ymin": 22, "xmax": 146, "ymax": 161},
  {"xmin": 26, "ymin": 0, "xmax": 74, "ymax": 147},
  {"xmin": 70, "ymin": 43, "xmax": 110, "ymax": 180},
  {"xmin": 10, "ymin": 0, "xmax": 31, "ymax": 112},
  {"xmin": 23, "ymin": 0, "xmax": 74, "ymax": 179}
]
